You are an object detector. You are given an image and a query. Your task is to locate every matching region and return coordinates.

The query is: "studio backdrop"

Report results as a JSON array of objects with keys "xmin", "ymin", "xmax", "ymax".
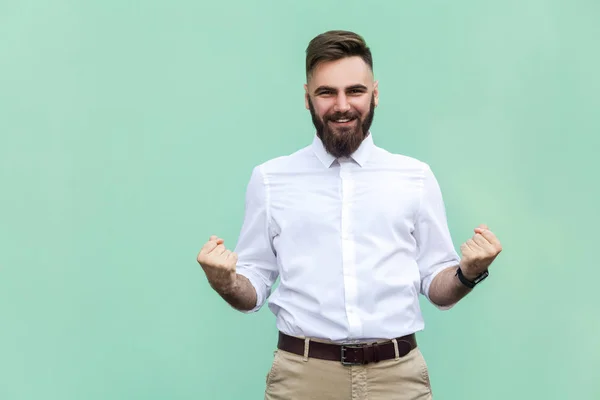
[{"xmin": 1, "ymin": 1, "xmax": 598, "ymax": 399}]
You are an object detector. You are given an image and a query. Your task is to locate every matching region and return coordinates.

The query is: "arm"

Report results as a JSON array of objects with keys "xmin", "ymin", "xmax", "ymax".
[
  {"xmin": 413, "ymin": 164, "xmax": 463, "ymax": 310},
  {"xmin": 211, "ymin": 272, "xmax": 258, "ymax": 312},
  {"xmin": 427, "ymin": 265, "xmax": 470, "ymax": 307},
  {"xmin": 413, "ymin": 165, "xmax": 503, "ymax": 309},
  {"xmin": 197, "ymin": 165, "xmax": 279, "ymax": 313},
  {"xmin": 429, "ymin": 225, "xmax": 502, "ymax": 307},
  {"xmin": 233, "ymin": 165, "xmax": 279, "ymax": 313},
  {"xmin": 197, "ymin": 235, "xmax": 258, "ymax": 312}
]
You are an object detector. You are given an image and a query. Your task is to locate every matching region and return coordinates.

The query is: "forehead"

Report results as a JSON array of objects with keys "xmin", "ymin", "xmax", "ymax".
[{"xmin": 308, "ymin": 56, "xmax": 373, "ymax": 90}]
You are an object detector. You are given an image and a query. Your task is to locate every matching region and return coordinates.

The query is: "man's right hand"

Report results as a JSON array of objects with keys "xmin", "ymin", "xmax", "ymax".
[{"xmin": 197, "ymin": 235, "xmax": 238, "ymax": 294}]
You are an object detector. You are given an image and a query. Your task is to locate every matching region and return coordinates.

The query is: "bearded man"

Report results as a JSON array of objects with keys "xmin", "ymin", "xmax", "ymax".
[{"xmin": 197, "ymin": 30, "xmax": 502, "ymax": 400}]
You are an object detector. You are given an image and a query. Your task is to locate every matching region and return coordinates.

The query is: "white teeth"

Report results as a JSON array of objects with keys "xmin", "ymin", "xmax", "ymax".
[{"xmin": 336, "ymin": 118, "xmax": 350, "ymax": 122}]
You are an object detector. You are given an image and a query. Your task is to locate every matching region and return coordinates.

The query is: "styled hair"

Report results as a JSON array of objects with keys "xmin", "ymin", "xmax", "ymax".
[{"xmin": 305, "ymin": 30, "xmax": 373, "ymax": 80}]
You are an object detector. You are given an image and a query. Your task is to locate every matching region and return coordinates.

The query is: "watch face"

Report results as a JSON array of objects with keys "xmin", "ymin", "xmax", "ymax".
[{"xmin": 474, "ymin": 271, "xmax": 489, "ymax": 284}]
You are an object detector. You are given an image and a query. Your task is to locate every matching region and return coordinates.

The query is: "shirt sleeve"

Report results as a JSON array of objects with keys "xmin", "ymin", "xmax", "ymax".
[
  {"xmin": 234, "ymin": 165, "xmax": 279, "ymax": 313},
  {"xmin": 413, "ymin": 164, "xmax": 461, "ymax": 310}
]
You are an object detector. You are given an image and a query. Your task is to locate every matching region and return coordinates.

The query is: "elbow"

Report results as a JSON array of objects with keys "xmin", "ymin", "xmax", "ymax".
[{"xmin": 431, "ymin": 299, "xmax": 456, "ymax": 310}]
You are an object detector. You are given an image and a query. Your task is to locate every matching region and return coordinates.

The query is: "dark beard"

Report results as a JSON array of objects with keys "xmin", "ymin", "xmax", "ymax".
[{"xmin": 308, "ymin": 95, "xmax": 375, "ymax": 159}]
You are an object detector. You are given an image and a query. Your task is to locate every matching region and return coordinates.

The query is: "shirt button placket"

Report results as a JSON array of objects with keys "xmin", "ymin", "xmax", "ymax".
[{"xmin": 340, "ymin": 159, "xmax": 361, "ymax": 338}]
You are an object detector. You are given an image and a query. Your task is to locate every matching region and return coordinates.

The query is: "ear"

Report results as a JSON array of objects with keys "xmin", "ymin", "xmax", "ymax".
[
  {"xmin": 304, "ymin": 84, "xmax": 309, "ymax": 110},
  {"xmin": 373, "ymin": 80, "xmax": 379, "ymax": 107}
]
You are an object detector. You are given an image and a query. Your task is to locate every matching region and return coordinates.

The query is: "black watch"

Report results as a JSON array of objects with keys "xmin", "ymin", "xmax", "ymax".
[{"xmin": 455, "ymin": 266, "xmax": 488, "ymax": 289}]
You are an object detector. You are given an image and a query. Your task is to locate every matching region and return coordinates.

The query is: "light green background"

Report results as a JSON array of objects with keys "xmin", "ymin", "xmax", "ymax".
[{"xmin": 1, "ymin": 1, "xmax": 599, "ymax": 399}]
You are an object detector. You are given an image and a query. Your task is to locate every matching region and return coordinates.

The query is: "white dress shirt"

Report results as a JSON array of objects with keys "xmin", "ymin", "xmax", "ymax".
[{"xmin": 234, "ymin": 132, "xmax": 460, "ymax": 343}]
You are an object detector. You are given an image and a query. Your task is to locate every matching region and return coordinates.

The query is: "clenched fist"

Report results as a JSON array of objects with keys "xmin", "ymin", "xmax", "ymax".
[
  {"xmin": 459, "ymin": 224, "xmax": 502, "ymax": 280},
  {"xmin": 197, "ymin": 235, "xmax": 238, "ymax": 293}
]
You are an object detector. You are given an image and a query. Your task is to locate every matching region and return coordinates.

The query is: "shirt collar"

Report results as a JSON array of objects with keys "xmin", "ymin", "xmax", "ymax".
[{"xmin": 311, "ymin": 132, "xmax": 374, "ymax": 168}]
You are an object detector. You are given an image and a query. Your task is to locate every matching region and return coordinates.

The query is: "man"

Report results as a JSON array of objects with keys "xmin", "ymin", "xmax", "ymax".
[{"xmin": 197, "ymin": 30, "xmax": 502, "ymax": 399}]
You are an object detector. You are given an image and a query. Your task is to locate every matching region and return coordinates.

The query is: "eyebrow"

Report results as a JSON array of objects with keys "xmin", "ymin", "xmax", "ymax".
[{"xmin": 314, "ymin": 84, "xmax": 368, "ymax": 94}]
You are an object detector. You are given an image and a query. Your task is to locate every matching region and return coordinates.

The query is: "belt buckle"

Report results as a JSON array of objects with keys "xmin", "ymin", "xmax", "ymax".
[{"xmin": 341, "ymin": 344, "xmax": 364, "ymax": 366}]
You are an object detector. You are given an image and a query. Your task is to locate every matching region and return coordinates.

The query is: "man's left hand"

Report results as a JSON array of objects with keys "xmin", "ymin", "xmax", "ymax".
[{"xmin": 459, "ymin": 224, "xmax": 502, "ymax": 280}]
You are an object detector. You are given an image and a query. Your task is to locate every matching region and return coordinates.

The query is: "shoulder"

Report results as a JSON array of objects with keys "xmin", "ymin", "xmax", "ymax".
[
  {"xmin": 240, "ymin": 142, "xmax": 314, "ymax": 193},
  {"xmin": 242, "ymin": 147, "xmax": 310, "ymax": 198},
  {"xmin": 252, "ymin": 144, "xmax": 314, "ymax": 175},
  {"xmin": 370, "ymin": 145, "xmax": 432, "ymax": 175}
]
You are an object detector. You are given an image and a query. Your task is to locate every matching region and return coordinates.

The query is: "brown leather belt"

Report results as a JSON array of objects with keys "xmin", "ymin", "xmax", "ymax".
[{"xmin": 277, "ymin": 331, "xmax": 417, "ymax": 365}]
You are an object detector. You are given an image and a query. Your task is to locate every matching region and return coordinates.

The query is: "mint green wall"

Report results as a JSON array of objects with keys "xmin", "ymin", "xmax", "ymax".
[{"xmin": 1, "ymin": 1, "xmax": 598, "ymax": 399}]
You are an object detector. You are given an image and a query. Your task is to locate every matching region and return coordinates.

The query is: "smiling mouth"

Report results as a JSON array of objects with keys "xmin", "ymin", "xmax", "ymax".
[{"xmin": 329, "ymin": 117, "xmax": 357, "ymax": 125}]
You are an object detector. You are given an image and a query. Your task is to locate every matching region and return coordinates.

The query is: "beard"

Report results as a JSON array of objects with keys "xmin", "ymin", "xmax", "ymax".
[{"xmin": 308, "ymin": 95, "xmax": 375, "ymax": 159}]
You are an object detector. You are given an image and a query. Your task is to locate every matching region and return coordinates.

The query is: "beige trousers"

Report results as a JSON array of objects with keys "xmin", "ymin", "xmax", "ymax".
[{"xmin": 264, "ymin": 343, "xmax": 433, "ymax": 400}]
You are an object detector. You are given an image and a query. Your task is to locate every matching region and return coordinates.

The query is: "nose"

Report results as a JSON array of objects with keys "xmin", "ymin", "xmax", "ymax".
[{"xmin": 334, "ymin": 93, "xmax": 351, "ymax": 113}]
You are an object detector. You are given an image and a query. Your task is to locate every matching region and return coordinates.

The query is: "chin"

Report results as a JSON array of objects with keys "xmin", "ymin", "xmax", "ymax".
[{"xmin": 330, "ymin": 127, "xmax": 355, "ymax": 135}]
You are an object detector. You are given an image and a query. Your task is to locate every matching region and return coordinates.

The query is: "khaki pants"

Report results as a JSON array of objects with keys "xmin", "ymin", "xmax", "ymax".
[{"xmin": 264, "ymin": 343, "xmax": 433, "ymax": 400}]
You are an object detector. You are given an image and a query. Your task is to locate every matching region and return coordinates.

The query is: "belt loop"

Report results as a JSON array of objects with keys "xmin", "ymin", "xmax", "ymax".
[
  {"xmin": 303, "ymin": 338, "xmax": 310, "ymax": 362},
  {"xmin": 391, "ymin": 338, "xmax": 400, "ymax": 360}
]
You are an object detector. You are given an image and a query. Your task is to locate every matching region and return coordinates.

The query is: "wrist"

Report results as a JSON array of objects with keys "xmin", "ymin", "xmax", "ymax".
[
  {"xmin": 460, "ymin": 269, "xmax": 480, "ymax": 282},
  {"xmin": 456, "ymin": 264, "xmax": 489, "ymax": 289},
  {"xmin": 458, "ymin": 261, "xmax": 480, "ymax": 281},
  {"xmin": 212, "ymin": 275, "xmax": 238, "ymax": 295}
]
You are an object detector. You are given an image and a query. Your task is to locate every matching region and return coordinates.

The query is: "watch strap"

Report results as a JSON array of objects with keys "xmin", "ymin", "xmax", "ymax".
[{"xmin": 456, "ymin": 267, "xmax": 488, "ymax": 288}]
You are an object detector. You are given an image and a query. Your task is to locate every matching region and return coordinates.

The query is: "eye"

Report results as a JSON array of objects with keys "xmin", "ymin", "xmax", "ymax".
[
  {"xmin": 348, "ymin": 88, "xmax": 365, "ymax": 95},
  {"xmin": 318, "ymin": 90, "xmax": 334, "ymax": 96}
]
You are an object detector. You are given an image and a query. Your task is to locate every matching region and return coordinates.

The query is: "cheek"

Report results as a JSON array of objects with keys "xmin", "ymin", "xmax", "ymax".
[
  {"xmin": 313, "ymin": 101, "xmax": 334, "ymax": 118},
  {"xmin": 352, "ymin": 99, "xmax": 371, "ymax": 117}
]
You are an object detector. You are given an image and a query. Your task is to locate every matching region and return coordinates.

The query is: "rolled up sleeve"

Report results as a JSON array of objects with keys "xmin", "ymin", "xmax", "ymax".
[
  {"xmin": 234, "ymin": 165, "xmax": 279, "ymax": 313},
  {"xmin": 414, "ymin": 164, "xmax": 460, "ymax": 310}
]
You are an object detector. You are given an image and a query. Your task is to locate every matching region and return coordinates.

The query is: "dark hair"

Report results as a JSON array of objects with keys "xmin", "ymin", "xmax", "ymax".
[{"xmin": 305, "ymin": 30, "xmax": 373, "ymax": 80}]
